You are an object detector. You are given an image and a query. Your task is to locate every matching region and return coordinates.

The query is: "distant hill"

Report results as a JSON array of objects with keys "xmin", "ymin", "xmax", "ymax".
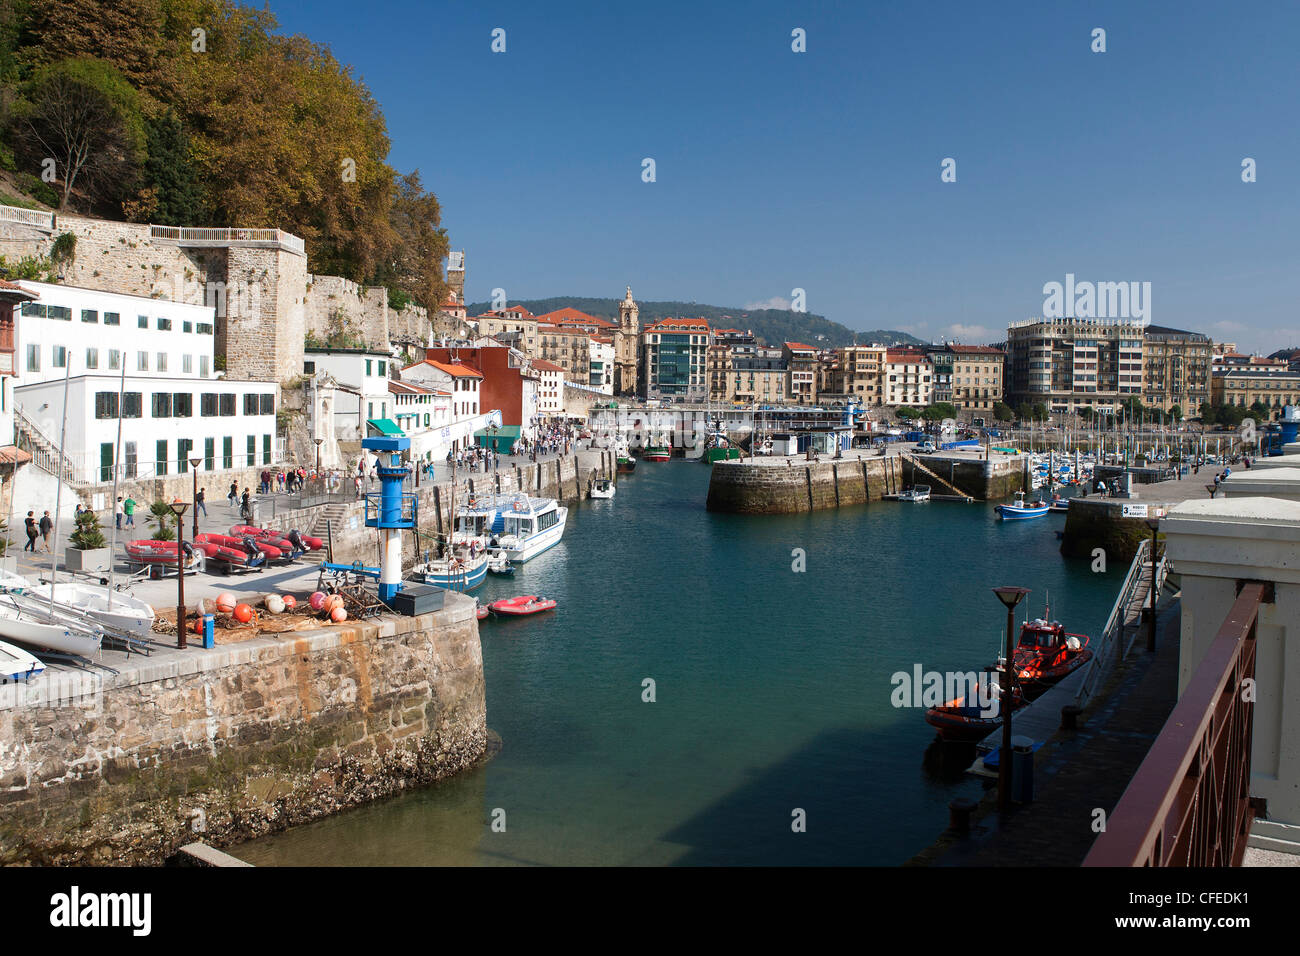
[{"xmin": 465, "ymin": 296, "xmax": 928, "ymax": 349}]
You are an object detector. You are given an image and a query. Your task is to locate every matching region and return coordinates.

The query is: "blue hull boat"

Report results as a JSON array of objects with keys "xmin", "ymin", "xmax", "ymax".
[{"xmin": 996, "ymin": 492, "xmax": 1050, "ymax": 520}]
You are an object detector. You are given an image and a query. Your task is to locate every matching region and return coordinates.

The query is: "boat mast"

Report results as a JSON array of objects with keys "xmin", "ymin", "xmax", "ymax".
[
  {"xmin": 105, "ymin": 355, "xmax": 127, "ymax": 609},
  {"xmin": 46, "ymin": 357, "xmax": 71, "ymax": 619}
]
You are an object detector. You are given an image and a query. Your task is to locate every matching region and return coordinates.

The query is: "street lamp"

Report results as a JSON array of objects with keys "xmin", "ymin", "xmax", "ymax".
[
  {"xmin": 169, "ymin": 499, "xmax": 190, "ymax": 649},
  {"xmin": 1145, "ymin": 517, "xmax": 1160, "ymax": 652},
  {"xmin": 313, "ymin": 437, "xmax": 323, "ymax": 475},
  {"xmin": 189, "ymin": 456, "xmax": 202, "ymax": 539},
  {"xmin": 992, "ymin": 585, "xmax": 1030, "ymax": 813}
]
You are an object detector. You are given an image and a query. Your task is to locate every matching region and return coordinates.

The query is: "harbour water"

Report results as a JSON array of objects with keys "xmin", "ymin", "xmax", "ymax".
[{"xmin": 237, "ymin": 462, "xmax": 1121, "ymax": 865}]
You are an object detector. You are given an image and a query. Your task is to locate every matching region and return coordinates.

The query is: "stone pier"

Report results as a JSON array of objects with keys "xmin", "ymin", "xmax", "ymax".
[{"xmin": 0, "ymin": 596, "xmax": 486, "ymax": 866}]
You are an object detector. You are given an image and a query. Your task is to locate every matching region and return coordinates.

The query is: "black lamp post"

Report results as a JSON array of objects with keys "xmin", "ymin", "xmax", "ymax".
[
  {"xmin": 992, "ymin": 585, "xmax": 1030, "ymax": 813},
  {"xmin": 169, "ymin": 499, "xmax": 190, "ymax": 649},
  {"xmin": 189, "ymin": 456, "xmax": 202, "ymax": 539},
  {"xmin": 313, "ymin": 437, "xmax": 323, "ymax": 475},
  {"xmin": 1144, "ymin": 517, "xmax": 1160, "ymax": 652}
]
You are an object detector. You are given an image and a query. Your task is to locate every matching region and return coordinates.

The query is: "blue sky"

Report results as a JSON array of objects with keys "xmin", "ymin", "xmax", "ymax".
[{"xmin": 271, "ymin": 0, "xmax": 1299, "ymax": 352}]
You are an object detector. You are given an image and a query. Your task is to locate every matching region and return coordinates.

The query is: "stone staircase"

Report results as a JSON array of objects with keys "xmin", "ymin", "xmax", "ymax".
[{"xmin": 14, "ymin": 405, "xmax": 80, "ymax": 485}]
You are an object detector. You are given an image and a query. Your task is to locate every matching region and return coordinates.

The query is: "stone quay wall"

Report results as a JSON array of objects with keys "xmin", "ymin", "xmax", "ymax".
[
  {"xmin": 1060, "ymin": 497, "xmax": 1164, "ymax": 563},
  {"xmin": 0, "ymin": 598, "xmax": 486, "ymax": 866}
]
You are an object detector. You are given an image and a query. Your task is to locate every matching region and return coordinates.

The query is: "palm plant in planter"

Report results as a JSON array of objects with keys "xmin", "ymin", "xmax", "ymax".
[
  {"xmin": 148, "ymin": 500, "xmax": 176, "ymax": 541},
  {"xmin": 66, "ymin": 508, "xmax": 110, "ymax": 572}
]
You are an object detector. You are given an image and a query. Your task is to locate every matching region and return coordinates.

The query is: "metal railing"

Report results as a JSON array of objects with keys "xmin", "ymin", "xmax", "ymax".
[
  {"xmin": 1074, "ymin": 538, "xmax": 1163, "ymax": 709},
  {"xmin": 0, "ymin": 203, "xmax": 55, "ymax": 229},
  {"xmin": 1084, "ymin": 581, "xmax": 1264, "ymax": 866},
  {"xmin": 149, "ymin": 225, "xmax": 305, "ymax": 255}
]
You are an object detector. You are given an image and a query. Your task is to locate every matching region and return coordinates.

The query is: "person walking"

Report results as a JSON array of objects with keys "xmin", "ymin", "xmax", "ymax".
[
  {"xmin": 23, "ymin": 512, "xmax": 37, "ymax": 552},
  {"xmin": 228, "ymin": 480, "xmax": 239, "ymax": 509},
  {"xmin": 38, "ymin": 511, "xmax": 53, "ymax": 552},
  {"xmin": 123, "ymin": 496, "xmax": 136, "ymax": 528},
  {"xmin": 240, "ymin": 488, "xmax": 252, "ymax": 523},
  {"xmin": 115, "ymin": 497, "xmax": 124, "ymax": 530},
  {"xmin": 196, "ymin": 487, "xmax": 207, "ymax": 518}
]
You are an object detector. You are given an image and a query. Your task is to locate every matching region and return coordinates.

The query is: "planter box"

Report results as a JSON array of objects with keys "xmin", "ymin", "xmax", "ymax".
[{"xmin": 65, "ymin": 547, "xmax": 110, "ymax": 573}]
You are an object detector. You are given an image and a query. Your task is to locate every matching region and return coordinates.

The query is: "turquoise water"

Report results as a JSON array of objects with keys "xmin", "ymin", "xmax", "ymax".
[{"xmin": 236, "ymin": 463, "xmax": 1120, "ymax": 866}]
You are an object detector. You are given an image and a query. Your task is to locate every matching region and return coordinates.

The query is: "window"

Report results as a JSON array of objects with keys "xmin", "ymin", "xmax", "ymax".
[
  {"xmin": 378, "ymin": 361, "xmax": 386, "ymax": 375},
  {"xmin": 85, "ymin": 348, "xmax": 98, "ymax": 369},
  {"xmin": 183, "ymin": 321, "xmax": 192, "ymax": 333},
  {"xmin": 200, "ymin": 355, "xmax": 210, "ymax": 377},
  {"xmin": 244, "ymin": 393, "xmax": 259, "ymax": 416},
  {"xmin": 182, "ymin": 355, "xmax": 192, "ymax": 374},
  {"xmin": 366, "ymin": 360, "xmax": 373, "ymax": 375},
  {"xmin": 124, "ymin": 442, "xmax": 137, "ymax": 479},
  {"xmin": 204, "ymin": 437, "xmax": 215, "ymax": 470},
  {"xmin": 173, "ymin": 393, "xmax": 192, "ymax": 417},
  {"xmin": 304, "ymin": 361, "xmax": 316, "ymax": 374},
  {"xmin": 94, "ymin": 392, "xmax": 119, "ymax": 419},
  {"xmin": 222, "ymin": 436, "xmax": 233, "ymax": 469},
  {"xmin": 263, "ymin": 434, "xmax": 271, "ymax": 465},
  {"xmin": 219, "ymin": 393, "xmax": 235, "ymax": 416},
  {"xmin": 247, "ymin": 435, "xmax": 257, "ymax": 467},
  {"xmin": 25, "ymin": 344, "xmax": 39, "ymax": 372},
  {"xmin": 100, "ymin": 443, "xmax": 113, "ymax": 482},
  {"xmin": 259, "ymin": 393, "xmax": 274, "ymax": 415},
  {"xmin": 138, "ymin": 315, "xmax": 148, "ymax": 329},
  {"xmin": 152, "ymin": 393, "xmax": 172, "ymax": 417},
  {"xmin": 108, "ymin": 349, "xmax": 121, "ymax": 370},
  {"xmin": 157, "ymin": 318, "xmax": 172, "ymax": 331},
  {"xmin": 122, "ymin": 392, "xmax": 142, "ymax": 418},
  {"xmin": 137, "ymin": 351, "xmax": 148, "ymax": 371},
  {"xmin": 368, "ymin": 401, "xmax": 374, "ymax": 418},
  {"xmin": 155, "ymin": 440, "xmax": 168, "ymax": 476},
  {"xmin": 177, "ymin": 438, "xmax": 193, "ymax": 473},
  {"xmin": 53, "ymin": 346, "xmax": 66, "ymax": 368},
  {"xmin": 82, "ymin": 309, "xmax": 98, "ymax": 323},
  {"xmin": 156, "ymin": 353, "xmax": 168, "ymax": 372},
  {"xmin": 197, "ymin": 323, "xmax": 213, "ymax": 335},
  {"xmin": 201, "ymin": 393, "xmax": 218, "ymax": 416}
]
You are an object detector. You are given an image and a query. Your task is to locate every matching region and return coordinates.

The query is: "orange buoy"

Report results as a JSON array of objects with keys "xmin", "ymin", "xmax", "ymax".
[
  {"xmin": 215, "ymin": 592, "xmax": 237, "ymax": 613},
  {"xmin": 330, "ymin": 606, "xmax": 347, "ymax": 622},
  {"xmin": 282, "ymin": 594, "xmax": 298, "ymax": 610},
  {"xmin": 232, "ymin": 603, "xmax": 254, "ymax": 624}
]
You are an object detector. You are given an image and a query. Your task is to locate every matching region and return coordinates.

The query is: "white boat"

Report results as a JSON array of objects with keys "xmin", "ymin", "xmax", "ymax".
[
  {"xmin": 0, "ymin": 597, "xmax": 103, "ymax": 657},
  {"xmin": 26, "ymin": 582, "xmax": 156, "ymax": 638},
  {"xmin": 409, "ymin": 547, "xmax": 488, "ymax": 591},
  {"xmin": 590, "ymin": 478, "xmax": 616, "ymax": 499},
  {"xmin": 0, "ymin": 569, "xmax": 32, "ymax": 593},
  {"xmin": 898, "ymin": 484, "xmax": 931, "ymax": 502},
  {"xmin": 0, "ymin": 639, "xmax": 44, "ymax": 682},
  {"xmin": 467, "ymin": 493, "xmax": 567, "ymax": 563}
]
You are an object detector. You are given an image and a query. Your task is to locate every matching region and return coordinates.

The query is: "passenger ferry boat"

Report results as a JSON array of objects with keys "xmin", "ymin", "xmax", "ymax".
[{"xmin": 453, "ymin": 493, "xmax": 568, "ymax": 563}]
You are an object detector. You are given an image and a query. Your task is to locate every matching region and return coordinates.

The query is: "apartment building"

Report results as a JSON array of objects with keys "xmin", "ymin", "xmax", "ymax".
[
  {"xmin": 643, "ymin": 318, "xmax": 711, "ymax": 402},
  {"xmin": 1006, "ymin": 317, "xmax": 1145, "ymax": 414},
  {"xmin": 1142, "ymin": 325, "xmax": 1212, "ymax": 414}
]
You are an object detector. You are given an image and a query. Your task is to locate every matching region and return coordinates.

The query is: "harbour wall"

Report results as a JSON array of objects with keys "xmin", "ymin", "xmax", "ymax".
[
  {"xmin": 706, "ymin": 454, "xmax": 1022, "ymax": 514},
  {"xmin": 0, "ymin": 598, "xmax": 486, "ymax": 866},
  {"xmin": 1059, "ymin": 498, "xmax": 1164, "ymax": 563}
]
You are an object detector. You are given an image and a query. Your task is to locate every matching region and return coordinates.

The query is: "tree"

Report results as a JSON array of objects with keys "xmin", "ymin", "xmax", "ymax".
[
  {"xmin": 992, "ymin": 402, "xmax": 1013, "ymax": 422},
  {"xmin": 376, "ymin": 169, "xmax": 450, "ymax": 313},
  {"xmin": 1015, "ymin": 402, "xmax": 1032, "ymax": 422},
  {"xmin": 1032, "ymin": 403, "xmax": 1049, "ymax": 422},
  {"xmin": 921, "ymin": 402, "xmax": 956, "ymax": 421},
  {"xmin": 1199, "ymin": 401, "xmax": 1216, "ymax": 424},
  {"xmin": 1169, "ymin": 404, "xmax": 1182, "ymax": 423},
  {"xmin": 129, "ymin": 110, "xmax": 206, "ymax": 224},
  {"xmin": 894, "ymin": 406, "xmax": 919, "ymax": 421},
  {"xmin": 148, "ymin": 500, "xmax": 175, "ymax": 541},
  {"xmin": 16, "ymin": 57, "xmax": 145, "ymax": 211},
  {"xmin": 1077, "ymin": 406, "xmax": 1095, "ymax": 421},
  {"xmin": 69, "ymin": 508, "xmax": 106, "ymax": 550}
]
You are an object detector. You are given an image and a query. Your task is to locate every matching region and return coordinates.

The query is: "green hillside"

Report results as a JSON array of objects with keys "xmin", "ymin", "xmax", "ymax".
[{"xmin": 465, "ymin": 296, "xmax": 927, "ymax": 349}]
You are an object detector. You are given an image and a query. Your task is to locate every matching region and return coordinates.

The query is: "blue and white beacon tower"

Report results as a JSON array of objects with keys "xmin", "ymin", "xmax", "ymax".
[{"xmin": 361, "ymin": 434, "xmax": 417, "ymax": 603}]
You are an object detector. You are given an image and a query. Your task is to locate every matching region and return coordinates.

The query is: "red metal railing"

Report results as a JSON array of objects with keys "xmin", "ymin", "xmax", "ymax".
[{"xmin": 1084, "ymin": 581, "xmax": 1265, "ymax": 867}]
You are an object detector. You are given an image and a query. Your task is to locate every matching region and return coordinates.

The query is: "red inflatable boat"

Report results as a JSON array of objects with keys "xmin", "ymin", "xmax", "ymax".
[
  {"xmin": 192, "ymin": 533, "xmax": 268, "ymax": 567},
  {"xmin": 230, "ymin": 526, "xmax": 323, "ymax": 551},
  {"xmin": 489, "ymin": 595, "xmax": 557, "ymax": 617},
  {"xmin": 125, "ymin": 539, "xmax": 198, "ymax": 565}
]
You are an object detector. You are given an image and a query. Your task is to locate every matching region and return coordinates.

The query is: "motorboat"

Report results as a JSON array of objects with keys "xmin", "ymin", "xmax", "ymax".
[
  {"xmin": 489, "ymin": 595, "xmax": 556, "ymax": 617},
  {"xmin": 0, "ymin": 639, "xmax": 44, "ymax": 682},
  {"xmin": 898, "ymin": 484, "xmax": 931, "ymax": 502},
  {"xmin": 456, "ymin": 493, "xmax": 568, "ymax": 564},
  {"xmin": 26, "ymin": 582, "xmax": 155, "ymax": 638},
  {"xmin": 995, "ymin": 491, "xmax": 1050, "ymax": 520},
  {"xmin": 616, "ymin": 455, "xmax": 637, "ymax": 473},
  {"xmin": 1005, "ymin": 615, "xmax": 1093, "ymax": 689},
  {"xmin": 475, "ymin": 601, "xmax": 489, "ymax": 621},
  {"xmin": 486, "ymin": 554, "xmax": 515, "ymax": 576},
  {"xmin": 924, "ymin": 669, "xmax": 1026, "ymax": 741},
  {"xmin": 410, "ymin": 547, "xmax": 488, "ymax": 592},
  {"xmin": 1048, "ymin": 496, "xmax": 1071, "ymax": 513},
  {"xmin": 590, "ymin": 478, "xmax": 616, "ymax": 499},
  {"xmin": 0, "ymin": 594, "xmax": 103, "ymax": 658}
]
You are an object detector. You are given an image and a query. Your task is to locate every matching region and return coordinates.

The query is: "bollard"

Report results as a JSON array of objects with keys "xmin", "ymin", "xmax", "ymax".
[
  {"xmin": 1011, "ymin": 735, "xmax": 1034, "ymax": 804},
  {"xmin": 201, "ymin": 614, "xmax": 215, "ymax": 649},
  {"xmin": 1060, "ymin": 704, "xmax": 1082, "ymax": 731},
  {"xmin": 948, "ymin": 797, "xmax": 978, "ymax": 834}
]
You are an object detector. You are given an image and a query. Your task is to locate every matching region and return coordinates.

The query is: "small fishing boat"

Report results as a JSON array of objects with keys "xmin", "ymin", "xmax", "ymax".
[
  {"xmin": 616, "ymin": 455, "xmax": 637, "ymax": 473},
  {"xmin": 700, "ymin": 433, "xmax": 741, "ymax": 463},
  {"xmin": 642, "ymin": 446, "xmax": 671, "ymax": 462},
  {"xmin": 590, "ymin": 478, "xmax": 616, "ymax": 499},
  {"xmin": 924, "ymin": 670, "xmax": 1026, "ymax": 741},
  {"xmin": 0, "ymin": 639, "xmax": 44, "ymax": 682},
  {"xmin": 1048, "ymin": 496, "xmax": 1071, "ymax": 513},
  {"xmin": 26, "ymin": 582, "xmax": 156, "ymax": 639},
  {"xmin": 410, "ymin": 547, "xmax": 488, "ymax": 592},
  {"xmin": 489, "ymin": 595, "xmax": 557, "ymax": 617},
  {"xmin": 996, "ymin": 491, "xmax": 1050, "ymax": 520},
  {"xmin": 486, "ymin": 554, "xmax": 515, "ymax": 576},
  {"xmin": 898, "ymin": 484, "xmax": 931, "ymax": 503}
]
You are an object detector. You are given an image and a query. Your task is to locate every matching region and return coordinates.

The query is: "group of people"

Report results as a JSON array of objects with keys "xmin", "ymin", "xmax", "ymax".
[{"xmin": 21, "ymin": 510, "xmax": 53, "ymax": 553}]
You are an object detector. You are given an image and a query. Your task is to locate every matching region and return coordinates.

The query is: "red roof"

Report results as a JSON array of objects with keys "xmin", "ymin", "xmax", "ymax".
[
  {"xmin": 645, "ymin": 317, "xmax": 710, "ymax": 332},
  {"xmin": 534, "ymin": 307, "xmax": 615, "ymax": 328},
  {"xmin": 403, "ymin": 359, "xmax": 483, "ymax": 378},
  {"xmin": 389, "ymin": 380, "xmax": 450, "ymax": 396},
  {"xmin": 784, "ymin": 342, "xmax": 816, "ymax": 352},
  {"xmin": 531, "ymin": 359, "xmax": 565, "ymax": 373},
  {"xmin": 886, "ymin": 351, "xmax": 926, "ymax": 364},
  {"xmin": 949, "ymin": 344, "xmax": 1005, "ymax": 355},
  {"xmin": 0, "ymin": 279, "xmax": 37, "ymax": 299}
]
